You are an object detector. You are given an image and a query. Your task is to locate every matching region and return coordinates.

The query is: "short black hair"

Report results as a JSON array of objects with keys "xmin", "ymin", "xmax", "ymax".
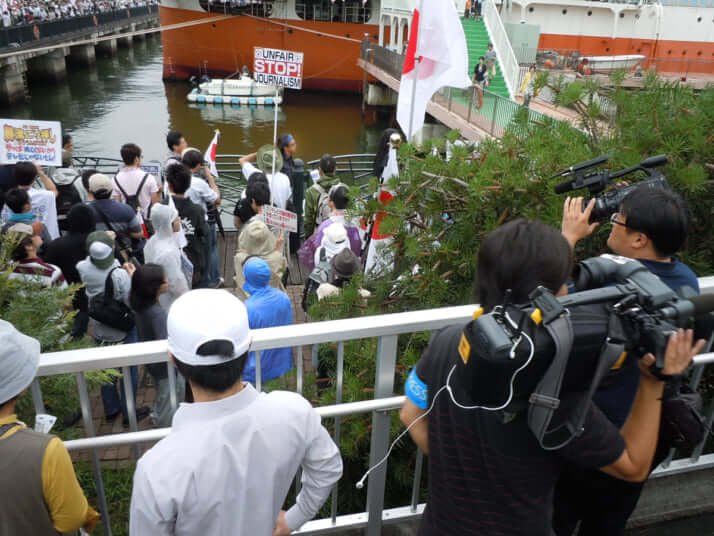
[
  {"xmin": 620, "ymin": 185, "xmax": 690, "ymax": 258},
  {"xmin": 167, "ymin": 163, "xmax": 192, "ymax": 195},
  {"xmin": 62, "ymin": 134, "xmax": 72, "ymax": 147},
  {"xmin": 81, "ymin": 168, "xmax": 98, "ymax": 192},
  {"xmin": 67, "ymin": 204, "xmax": 96, "ymax": 234},
  {"xmin": 14, "ymin": 162, "xmax": 37, "ymax": 187},
  {"xmin": 130, "ymin": 263, "xmax": 166, "ymax": 312},
  {"xmin": 5, "ymin": 230, "xmax": 33, "ymax": 262},
  {"xmin": 233, "ymin": 197, "xmax": 256, "ymax": 224},
  {"xmin": 120, "ymin": 143, "xmax": 142, "ymax": 165},
  {"xmin": 245, "ymin": 180, "xmax": 270, "ymax": 207},
  {"xmin": 330, "ymin": 185, "xmax": 349, "ymax": 210},
  {"xmin": 166, "ymin": 130, "xmax": 184, "ymax": 151},
  {"xmin": 479, "ymin": 56, "xmax": 485, "ymax": 61},
  {"xmin": 174, "ymin": 342, "xmax": 248, "ymax": 393},
  {"xmin": 247, "ymin": 171, "xmax": 268, "ymax": 184},
  {"xmin": 476, "ymin": 219, "xmax": 573, "ymax": 311},
  {"xmin": 320, "ymin": 154, "xmax": 336, "ymax": 174},
  {"xmin": 182, "ymin": 149, "xmax": 203, "ymax": 170},
  {"xmin": 4, "ymin": 188, "xmax": 30, "ymax": 213}
]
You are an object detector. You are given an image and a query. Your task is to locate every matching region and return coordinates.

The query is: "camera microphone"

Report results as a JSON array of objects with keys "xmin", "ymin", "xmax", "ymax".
[
  {"xmin": 549, "ymin": 155, "xmax": 610, "ymax": 184},
  {"xmin": 640, "ymin": 154, "xmax": 668, "ymax": 169}
]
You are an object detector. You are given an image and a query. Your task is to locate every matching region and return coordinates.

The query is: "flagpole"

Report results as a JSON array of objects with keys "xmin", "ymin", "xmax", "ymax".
[
  {"xmin": 406, "ymin": 0, "xmax": 424, "ymax": 143},
  {"xmin": 272, "ymin": 87, "xmax": 279, "ymax": 177}
]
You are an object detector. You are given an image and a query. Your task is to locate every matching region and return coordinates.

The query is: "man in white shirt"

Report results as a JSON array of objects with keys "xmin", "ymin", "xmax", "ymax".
[
  {"xmin": 130, "ymin": 289, "xmax": 343, "ymax": 535},
  {"xmin": 0, "ymin": 161, "xmax": 60, "ymax": 239},
  {"xmin": 112, "ymin": 143, "xmax": 160, "ymax": 221},
  {"xmin": 240, "ymin": 144, "xmax": 292, "ymax": 210}
]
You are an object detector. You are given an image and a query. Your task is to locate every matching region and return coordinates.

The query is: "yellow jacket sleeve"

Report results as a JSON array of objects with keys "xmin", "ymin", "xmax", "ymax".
[
  {"xmin": 42, "ymin": 437, "xmax": 101, "ymax": 533},
  {"xmin": 519, "ymin": 72, "xmax": 531, "ymax": 94}
]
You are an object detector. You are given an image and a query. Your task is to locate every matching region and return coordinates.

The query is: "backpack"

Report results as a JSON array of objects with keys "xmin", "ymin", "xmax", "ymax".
[
  {"xmin": 314, "ymin": 183, "xmax": 333, "ymax": 228},
  {"xmin": 88, "ymin": 267, "xmax": 135, "ymax": 332},
  {"xmin": 114, "ymin": 173, "xmax": 149, "ymax": 213},
  {"xmin": 50, "ymin": 174, "xmax": 82, "ymax": 225},
  {"xmin": 302, "ymin": 246, "xmax": 332, "ymax": 312}
]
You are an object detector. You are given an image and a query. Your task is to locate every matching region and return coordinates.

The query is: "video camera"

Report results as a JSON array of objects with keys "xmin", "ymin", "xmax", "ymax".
[
  {"xmin": 550, "ymin": 154, "xmax": 669, "ymax": 223},
  {"xmin": 457, "ymin": 255, "xmax": 714, "ymax": 449}
]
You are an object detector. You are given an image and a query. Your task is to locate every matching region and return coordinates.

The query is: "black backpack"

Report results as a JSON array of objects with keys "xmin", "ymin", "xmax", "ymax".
[
  {"xmin": 114, "ymin": 173, "xmax": 149, "ymax": 213},
  {"xmin": 302, "ymin": 247, "xmax": 333, "ymax": 312},
  {"xmin": 50, "ymin": 175, "xmax": 82, "ymax": 226},
  {"xmin": 88, "ymin": 267, "xmax": 135, "ymax": 332}
]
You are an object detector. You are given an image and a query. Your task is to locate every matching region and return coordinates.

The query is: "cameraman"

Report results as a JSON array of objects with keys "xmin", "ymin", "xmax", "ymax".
[
  {"xmin": 556, "ymin": 185, "xmax": 700, "ymax": 535},
  {"xmin": 399, "ymin": 219, "xmax": 704, "ymax": 536}
]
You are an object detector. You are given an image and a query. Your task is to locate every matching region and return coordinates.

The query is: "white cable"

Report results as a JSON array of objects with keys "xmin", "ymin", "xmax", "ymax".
[{"xmin": 356, "ymin": 315, "xmax": 535, "ymax": 490}]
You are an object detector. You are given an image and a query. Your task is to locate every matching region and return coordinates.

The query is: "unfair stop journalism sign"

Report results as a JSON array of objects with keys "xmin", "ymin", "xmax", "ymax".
[{"xmin": 253, "ymin": 47, "xmax": 304, "ymax": 89}]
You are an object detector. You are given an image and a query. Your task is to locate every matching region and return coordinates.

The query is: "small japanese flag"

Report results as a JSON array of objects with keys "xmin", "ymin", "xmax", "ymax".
[{"xmin": 204, "ymin": 130, "xmax": 220, "ymax": 176}]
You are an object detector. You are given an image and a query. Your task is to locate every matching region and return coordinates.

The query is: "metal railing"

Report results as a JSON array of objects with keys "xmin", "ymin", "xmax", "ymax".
[
  {"xmin": 30, "ymin": 276, "xmax": 714, "ymax": 535},
  {"xmin": 0, "ymin": 6, "xmax": 156, "ymax": 49},
  {"xmin": 295, "ymin": 2, "xmax": 372, "ymax": 23},
  {"xmin": 482, "ymin": 0, "xmax": 518, "ymax": 99}
]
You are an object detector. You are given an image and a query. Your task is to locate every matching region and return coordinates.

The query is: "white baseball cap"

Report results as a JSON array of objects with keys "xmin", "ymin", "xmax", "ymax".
[
  {"xmin": 0, "ymin": 319, "xmax": 41, "ymax": 405},
  {"xmin": 167, "ymin": 289, "xmax": 252, "ymax": 366}
]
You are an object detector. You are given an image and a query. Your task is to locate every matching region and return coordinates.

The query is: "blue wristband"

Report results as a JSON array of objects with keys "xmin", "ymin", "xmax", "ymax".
[{"xmin": 405, "ymin": 368, "xmax": 428, "ymax": 410}]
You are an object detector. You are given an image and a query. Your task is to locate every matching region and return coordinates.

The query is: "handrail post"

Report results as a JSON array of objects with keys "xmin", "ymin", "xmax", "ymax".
[
  {"xmin": 491, "ymin": 93, "xmax": 499, "ymax": 136},
  {"xmin": 365, "ymin": 334, "xmax": 398, "ymax": 536}
]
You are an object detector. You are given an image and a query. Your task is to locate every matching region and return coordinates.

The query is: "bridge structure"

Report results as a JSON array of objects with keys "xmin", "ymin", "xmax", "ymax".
[{"xmin": 0, "ymin": 6, "xmax": 161, "ymax": 105}]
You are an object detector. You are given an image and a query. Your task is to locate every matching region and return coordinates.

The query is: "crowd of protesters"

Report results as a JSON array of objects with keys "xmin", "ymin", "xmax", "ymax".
[
  {"xmin": 1, "ymin": 0, "xmax": 157, "ymax": 28},
  {"xmin": 0, "ymin": 126, "xmax": 710, "ymax": 535}
]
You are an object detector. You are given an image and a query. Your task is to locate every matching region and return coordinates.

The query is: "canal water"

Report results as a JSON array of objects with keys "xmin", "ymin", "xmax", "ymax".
[{"xmin": 1, "ymin": 35, "xmax": 388, "ymax": 163}]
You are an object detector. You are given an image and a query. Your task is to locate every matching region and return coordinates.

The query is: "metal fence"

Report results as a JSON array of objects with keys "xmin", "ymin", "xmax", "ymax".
[
  {"xmin": 482, "ymin": 0, "xmax": 518, "ymax": 99},
  {"xmin": 31, "ymin": 276, "xmax": 714, "ymax": 535},
  {"xmin": 0, "ymin": 6, "xmax": 156, "ymax": 49}
]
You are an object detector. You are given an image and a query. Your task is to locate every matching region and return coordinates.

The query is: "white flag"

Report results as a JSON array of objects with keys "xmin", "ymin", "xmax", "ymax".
[
  {"xmin": 204, "ymin": 130, "xmax": 220, "ymax": 176},
  {"xmin": 396, "ymin": 0, "xmax": 472, "ymax": 140}
]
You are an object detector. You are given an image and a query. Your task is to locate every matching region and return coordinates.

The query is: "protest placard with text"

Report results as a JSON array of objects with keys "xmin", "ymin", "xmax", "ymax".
[
  {"xmin": 253, "ymin": 47, "xmax": 304, "ymax": 90},
  {"xmin": 264, "ymin": 205, "xmax": 298, "ymax": 233},
  {"xmin": 1, "ymin": 119, "xmax": 62, "ymax": 166}
]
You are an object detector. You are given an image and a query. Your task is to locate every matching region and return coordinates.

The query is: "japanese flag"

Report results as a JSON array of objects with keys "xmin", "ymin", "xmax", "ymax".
[
  {"xmin": 396, "ymin": 0, "xmax": 472, "ymax": 140},
  {"xmin": 365, "ymin": 141, "xmax": 399, "ymax": 276},
  {"xmin": 204, "ymin": 130, "xmax": 220, "ymax": 176}
]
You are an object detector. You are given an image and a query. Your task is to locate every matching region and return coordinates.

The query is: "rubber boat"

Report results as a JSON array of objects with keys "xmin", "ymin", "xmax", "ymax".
[
  {"xmin": 578, "ymin": 55, "xmax": 646, "ymax": 73},
  {"xmin": 186, "ymin": 76, "xmax": 283, "ymax": 105}
]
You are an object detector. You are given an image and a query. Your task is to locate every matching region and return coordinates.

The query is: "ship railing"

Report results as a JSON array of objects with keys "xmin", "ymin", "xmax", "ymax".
[
  {"xmin": 31, "ymin": 276, "xmax": 714, "ymax": 536},
  {"xmin": 0, "ymin": 5, "xmax": 157, "ymax": 50},
  {"xmin": 515, "ymin": 47, "xmax": 714, "ymax": 76},
  {"xmin": 295, "ymin": 2, "xmax": 372, "ymax": 23},
  {"xmin": 482, "ymin": 0, "xmax": 519, "ymax": 99}
]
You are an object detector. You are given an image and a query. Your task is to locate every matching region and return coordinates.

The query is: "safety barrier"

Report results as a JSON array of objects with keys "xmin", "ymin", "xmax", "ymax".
[{"xmin": 29, "ymin": 276, "xmax": 714, "ymax": 535}]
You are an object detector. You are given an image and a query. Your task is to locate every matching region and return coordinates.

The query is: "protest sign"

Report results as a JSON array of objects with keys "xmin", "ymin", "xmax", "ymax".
[
  {"xmin": 253, "ymin": 47, "xmax": 304, "ymax": 89},
  {"xmin": 264, "ymin": 205, "xmax": 298, "ymax": 233},
  {"xmin": 1, "ymin": 119, "xmax": 62, "ymax": 166}
]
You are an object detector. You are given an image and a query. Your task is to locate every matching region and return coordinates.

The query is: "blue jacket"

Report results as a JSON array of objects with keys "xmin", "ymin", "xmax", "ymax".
[{"xmin": 243, "ymin": 259, "xmax": 294, "ymax": 383}]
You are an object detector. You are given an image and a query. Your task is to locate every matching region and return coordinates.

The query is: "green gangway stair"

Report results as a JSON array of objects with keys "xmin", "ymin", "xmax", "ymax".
[{"xmin": 461, "ymin": 18, "xmax": 510, "ymax": 99}]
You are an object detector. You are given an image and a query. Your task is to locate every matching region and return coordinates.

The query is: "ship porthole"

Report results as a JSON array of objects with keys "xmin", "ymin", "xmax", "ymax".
[
  {"xmin": 667, "ymin": 50, "xmax": 672, "ymax": 55},
  {"xmin": 619, "ymin": 12, "xmax": 625, "ymax": 18},
  {"xmin": 697, "ymin": 51, "xmax": 702, "ymax": 56},
  {"xmin": 562, "ymin": 9, "xmax": 567, "ymax": 14},
  {"xmin": 587, "ymin": 10, "xmax": 592, "ymax": 16},
  {"xmin": 635, "ymin": 14, "xmax": 640, "ymax": 19},
  {"xmin": 212, "ymin": 23, "xmax": 216, "ymax": 28},
  {"xmin": 697, "ymin": 16, "xmax": 702, "ymax": 22},
  {"xmin": 528, "ymin": 6, "xmax": 534, "ymax": 12},
  {"xmin": 682, "ymin": 50, "xmax": 687, "ymax": 55}
]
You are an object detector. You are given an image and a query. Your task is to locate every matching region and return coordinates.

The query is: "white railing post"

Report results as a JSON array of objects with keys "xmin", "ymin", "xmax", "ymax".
[
  {"xmin": 482, "ymin": 0, "xmax": 519, "ymax": 99},
  {"xmin": 365, "ymin": 335, "xmax": 399, "ymax": 536}
]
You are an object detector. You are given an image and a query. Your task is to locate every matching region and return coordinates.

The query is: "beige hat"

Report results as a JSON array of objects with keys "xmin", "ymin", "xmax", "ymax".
[
  {"xmin": 239, "ymin": 220, "xmax": 277, "ymax": 257},
  {"xmin": 88, "ymin": 173, "xmax": 113, "ymax": 194}
]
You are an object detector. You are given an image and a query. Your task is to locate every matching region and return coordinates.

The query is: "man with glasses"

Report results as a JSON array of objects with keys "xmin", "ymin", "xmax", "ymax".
[{"xmin": 556, "ymin": 185, "xmax": 700, "ymax": 536}]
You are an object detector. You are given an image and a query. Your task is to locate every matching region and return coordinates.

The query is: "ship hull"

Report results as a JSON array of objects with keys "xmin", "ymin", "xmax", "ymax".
[{"xmin": 160, "ymin": 6, "xmax": 378, "ymax": 91}]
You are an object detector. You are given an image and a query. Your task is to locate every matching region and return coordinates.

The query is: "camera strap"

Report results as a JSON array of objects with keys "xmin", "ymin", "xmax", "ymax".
[{"xmin": 529, "ymin": 313, "xmax": 626, "ymax": 450}]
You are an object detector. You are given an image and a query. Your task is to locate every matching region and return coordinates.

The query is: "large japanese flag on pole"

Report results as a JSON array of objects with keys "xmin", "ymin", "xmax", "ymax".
[
  {"xmin": 204, "ymin": 129, "xmax": 220, "ymax": 176},
  {"xmin": 396, "ymin": 0, "xmax": 472, "ymax": 141}
]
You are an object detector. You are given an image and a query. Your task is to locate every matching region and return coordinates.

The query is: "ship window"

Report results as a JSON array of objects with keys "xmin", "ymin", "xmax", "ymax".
[
  {"xmin": 295, "ymin": 0, "xmax": 373, "ymax": 23},
  {"xmin": 619, "ymin": 12, "xmax": 625, "ymax": 18},
  {"xmin": 529, "ymin": 6, "xmax": 534, "ymax": 12},
  {"xmin": 682, "ymin": 50, "xmax": 687, "ymax": 55},
  {"xmin": 562, "ymin": 9, "xmax": 567, "ymax": 14},
  {"xmin": 697, "ymin": 16, "xmax": 702, "ymax": 22},
  {"xmin": 667, "ymin": 50, "xmax": 672, "ymax": 55},
  {"xmin": 587, "ymin": 10, "xmax": 592, "ymax": 15},
  {"xmin": 697, "ymin": 51, "xmax": 702, "ymax": 56}
]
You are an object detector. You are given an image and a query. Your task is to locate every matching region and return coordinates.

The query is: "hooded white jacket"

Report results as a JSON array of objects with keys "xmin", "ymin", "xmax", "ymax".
[{"xmin": 144, "ymin": 203, "xmax": 189, "ymax": 311}]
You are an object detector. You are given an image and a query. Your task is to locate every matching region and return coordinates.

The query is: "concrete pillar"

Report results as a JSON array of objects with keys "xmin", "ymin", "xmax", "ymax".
[
  {"xmin": 117, "ymin": 29, "xmax": 133, "ymax": 48},
  {"xmin": 27, "ymin": 49, "xmax": 67, "ymax": 83},
  {"xmin": 132, "ymin": 24, "xmax": 146, "ymax": 41},
  {"xmin": 0, "ymin": 63, "xmax": 27, "ymax": 105},
  {"xmin": 68, "ymin": 44, "xmax": 96, "ymax": 67},
  {"xmin": 96, "ymin": 38, "xmax": 117, "ymax": 56},
  {"xmin": 378, "ymin": 16, "xmax": 384, "ymax": 46},
  {"xmin": 391, "ymin": 17, "xmax": 398, "ymax": 49}
]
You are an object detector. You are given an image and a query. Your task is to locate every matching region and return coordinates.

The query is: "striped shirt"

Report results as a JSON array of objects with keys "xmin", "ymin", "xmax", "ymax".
[{"xmin": 10, "ymin": 257, "xmax": 67, "ymax": 288}]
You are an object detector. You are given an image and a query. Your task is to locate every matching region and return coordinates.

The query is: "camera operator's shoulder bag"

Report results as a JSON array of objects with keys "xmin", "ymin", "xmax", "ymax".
[
  {"xmin": 88, "ymin": 267, "xmax": 135, "ymax": 332},
  {"xmin": 90, "ymin": 203, "xmax": 136, "ymax": 264}
]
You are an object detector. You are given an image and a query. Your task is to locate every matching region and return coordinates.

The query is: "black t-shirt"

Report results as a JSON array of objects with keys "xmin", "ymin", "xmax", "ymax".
[
  {"xmin": 414, "ymin": 325, "xmax": 625, "ymax": 536},
  {"xmin": 170, "ymin": 196, "xmax": 208, "ymax": 279},
  {"xmin": 43, "ymin": 232, "xmax": 89, "ymax": 310}
]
